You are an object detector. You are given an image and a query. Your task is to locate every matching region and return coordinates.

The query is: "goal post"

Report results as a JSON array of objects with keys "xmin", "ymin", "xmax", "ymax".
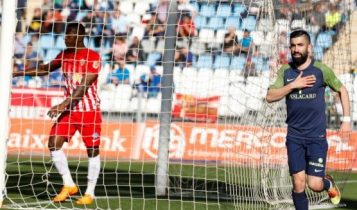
[
  {"xmin": 155, "ymin": 0, "xmax": 178, "ymax": 196},
  {"xmin": 0, "ymin": 0, "xmax": 17, "ymax": 207}
]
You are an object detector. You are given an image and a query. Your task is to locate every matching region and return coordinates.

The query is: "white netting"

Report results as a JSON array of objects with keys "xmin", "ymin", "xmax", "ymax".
[{"xmin": 2, "ymin": 0, "xmax": 357, "ymax": 209}]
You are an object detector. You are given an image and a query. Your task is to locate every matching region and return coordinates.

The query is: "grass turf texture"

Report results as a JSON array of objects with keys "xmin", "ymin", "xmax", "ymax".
[{"xmin": 3, "ymin": 156, "xmax": 357, "ymax": 209}]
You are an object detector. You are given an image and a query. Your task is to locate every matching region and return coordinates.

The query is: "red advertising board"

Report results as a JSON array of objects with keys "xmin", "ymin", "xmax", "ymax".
[{"xmin": 8, "ymin": 119, "xmax": 357, "ymax": 170}]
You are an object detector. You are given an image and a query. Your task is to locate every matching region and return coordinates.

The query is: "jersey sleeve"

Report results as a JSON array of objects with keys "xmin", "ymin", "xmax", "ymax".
[
  {"xmin": 86, "ymin": 51, "xmax": 101, "ymax": 74},
  {"xmin": 321, "ymin": 64, "xmax": 343, "ymax": 91},
  {"xmin": 269, "ymin": 65, "xmax": 288, "ymax": 89}
]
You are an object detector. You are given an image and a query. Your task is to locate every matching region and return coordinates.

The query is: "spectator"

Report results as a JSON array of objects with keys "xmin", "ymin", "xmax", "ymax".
[
  {"xmin": 136, "ymin": 66, "xmax": 162, "ymax": 98},
  {"xmin": 111, "ymin": 10, "xmax": 129, "ymax": 36},
  {"xmin": 41, "ymin": 0, "xmax": 54, "ymax": 12},
  {"xmin": 156, "ymin": 0, "xmax": 169, "ymax": 23},
  {"xmin": 28, "ymin": 8, "xmax": 42, "ymax": 33},
  {"xmin": 325, "ymin": 4, "xmax": 342, "ymax": 31},
  {"xmin": 240, "ymin": 29, "xmax": 253, "ymax": 55},
  {"xmin": 242, "ymin": 57, "xmax": 258, "ymax": 85},
  {"xmin": 106, "ymin": 60, "xmax": 130, "ymax": 87},
  {"xmin": 144, "ymin": 12, "xmax": 165, "ymax": 39},
  {"xmin": 30, "ymin": 34, "xmax": 40, "ymax": 53},
  {"xmin": 178, "ymin": 13, "xmax": 197, "ymax": 38},
  {"xmin": 112, "ymin": 36, "xmax": 128, "ymax": 62},
  {"xmin": 24, "ymin": 43, "xmax": 41, "ymax": 69},
  {"xmin": 278, "ymin": 31, "xmax": 289, "ymax": 64},
  {"xmin": 16, "ymin": 0, "xmax": 26, "ymax": 32},
  {"xmin": 126, "ymin": 36, "xmax": 146, "ymax": 65},
  {"xmin": 81, "ymin": 11, "xmax": 95, "ymax": 35},
  {"xmin": 61, "ymin": 0, "xmax": 79, "ymax": 22},
  {"xmin": 178, "ymin": 0, "xmax": 197, "ymax": 18},
  {"xmin": 14, "ymin": 33, "xmax": 27, "ymax": 58},
  {"xmin": 175, "ymin": 46, "xmax": 193, "ymax": 67},
  {"xmin": 41, "ymin": 9, "xmax": 64, "ymax": 34},
  {"xmin": 223, "ymin": 27, "xmax": 240, "ymax": 55},
  {"xmin": 309, "ymin": 3, "xmax": 327, "ymax": 33},
  {"xmin": 91, "ymin": 11, "xmax": 113, "ymax": 48}
]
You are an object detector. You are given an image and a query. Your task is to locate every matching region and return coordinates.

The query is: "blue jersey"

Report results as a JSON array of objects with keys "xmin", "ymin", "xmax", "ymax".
[{"xmin": 269, "ymin": 60, "xmax": 342, "ymax": 138}]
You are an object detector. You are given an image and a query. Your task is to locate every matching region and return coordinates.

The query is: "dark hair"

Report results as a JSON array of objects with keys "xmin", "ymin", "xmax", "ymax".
[
  {"xmin": 65, "ymin": 22, "xmax": 86, "ymax": 35},
  {"xmin": 289, "ymin": 29, "xmax": 311, "ymax": 44}
]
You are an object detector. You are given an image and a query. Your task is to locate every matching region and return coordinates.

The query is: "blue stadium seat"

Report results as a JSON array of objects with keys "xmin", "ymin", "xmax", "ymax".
[
  {"xmin": 39, "ymin": 34, "xmax": 56, "ymax": 50},
  {"xmin": 45, "ymin": 49, "xmax": 61, "ymax": 62},
  {"xmin": 208, "ymin": 17, "xmax": 225, "ymax": 30},
  {"xmin": 200, "ymin": 4, "xmax": 216, "ymax": 17},
  {"xmin": 233, "ymin": 3, "xmax": 246, "ymax": 16},
  {"xmin": 315, "ymin": 32, "xmax": 333, "ymax": 49},
  {"xmin": 213, "ymin": 55, "xmax": 231, "ymax": 69},
  {"xmin": 313, "ymin": 46, "xmax": 323, "ymax": 61},
  {"xmin": 146, "ymin": 52, "xmax": 162, "ymax": 66},
  {"xmin": 241, "ymin": 16, "xmax": 257, "ymax": 31},
  {"xmin": 195, "ymin": 54, "xmax": 213, "ymax": 69},
  {"xmin": 230, "ymin": 56, "xmax": 246, "ymax": 70},
  {"xmin": 216, "ymin": 4, "xmax": 231, "ymax": 17},
  {"xmin": 55, "ymin": 35, "xmax": 66, "ymax": 50},
  {"xmin": 252, "ymin": 56, "xmax": 264, "ymax": 72},
  {"xmin": 194, "ymin": 16, "xmax": 207, "ymax": 30},
  {"xmin": 225, "ymin": 16, "xmax": 240, "ymax": 29}
]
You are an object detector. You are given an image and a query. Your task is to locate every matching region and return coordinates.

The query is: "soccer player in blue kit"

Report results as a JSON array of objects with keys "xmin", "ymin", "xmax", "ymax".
[{"xmin": 266, "ymin": 30, "xmax": 351, "ymax": 210}]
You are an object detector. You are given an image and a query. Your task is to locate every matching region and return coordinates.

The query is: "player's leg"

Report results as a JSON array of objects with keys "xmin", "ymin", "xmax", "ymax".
[
  {"xmin": 76, "ymin": 111, "xmax": 102, "ymax": 205},
  {"xmin": 286, "ymin": 137, "xmax": 308, "ymax": 210},
  {"xmin": 49, "ymin": 112, "xmax": 78, "ymax": 202},
  {"xmin": 306, "ymin": 139, "xmax": 340, "ymax": 204}
]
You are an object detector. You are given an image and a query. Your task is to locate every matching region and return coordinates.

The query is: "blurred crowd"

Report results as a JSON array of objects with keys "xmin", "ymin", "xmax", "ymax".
[{"xmin": 6, "ymin": 0, "xmax": 356, "ymax": 99}]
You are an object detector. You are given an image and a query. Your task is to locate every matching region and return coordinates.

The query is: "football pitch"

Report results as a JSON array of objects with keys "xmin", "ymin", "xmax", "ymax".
[{"xmin": 3, "ymin": 156, "xmax": 357, "ymax": 210}]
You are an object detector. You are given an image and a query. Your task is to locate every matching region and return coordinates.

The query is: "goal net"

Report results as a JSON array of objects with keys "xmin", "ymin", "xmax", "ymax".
[{"xmin": 2, "ymin": 0, "xmax": 357, "ymax": 209}]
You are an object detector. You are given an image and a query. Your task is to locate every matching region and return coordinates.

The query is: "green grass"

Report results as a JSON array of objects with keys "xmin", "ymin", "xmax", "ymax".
[{"xmin": 3, "ymin": 156, "xmax": 357, "ymax": 210}]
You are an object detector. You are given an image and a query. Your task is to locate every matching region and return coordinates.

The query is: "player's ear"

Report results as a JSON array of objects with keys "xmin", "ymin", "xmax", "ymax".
[{"xmin": 308, "ymin": 43, "xmax": 312, "ymax": 56}]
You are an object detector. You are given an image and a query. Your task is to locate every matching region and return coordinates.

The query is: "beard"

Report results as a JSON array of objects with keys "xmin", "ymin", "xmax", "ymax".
[{"xmin": 292, "ymin": 52, "xmax": 308, "ymax": 66}]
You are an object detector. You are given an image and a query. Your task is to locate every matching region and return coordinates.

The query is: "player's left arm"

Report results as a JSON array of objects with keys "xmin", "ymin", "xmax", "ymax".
[
  {"xmin": 337, "ymin": 86, "xmax": 351, "ymax": 132},
  {"xmin": 47, "ymin": 73, "xmax": 98, "ymax": 118},
  {"xmin": 323, "ymin": 65, "xmax": 351, "ymax": 132}
]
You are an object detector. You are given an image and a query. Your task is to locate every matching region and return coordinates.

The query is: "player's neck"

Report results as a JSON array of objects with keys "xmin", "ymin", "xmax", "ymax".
[{"xmin": 296, "ymin": 57, "xmax": 312, "ymax": 71}]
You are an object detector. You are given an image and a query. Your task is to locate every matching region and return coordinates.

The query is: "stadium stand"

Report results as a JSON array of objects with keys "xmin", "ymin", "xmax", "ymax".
[{"xmin": 9, "ymin": 0, "xmax": 356, "ymax": 120}]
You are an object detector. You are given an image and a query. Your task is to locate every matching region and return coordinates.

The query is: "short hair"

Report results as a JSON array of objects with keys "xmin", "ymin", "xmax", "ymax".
[
  {"xmin": 290, "ymin": 29, "xmax": 311, "ymax": 44},
  {"xmin": 65, "ymin": 22, "xmax": 86, "ymax": 35}
]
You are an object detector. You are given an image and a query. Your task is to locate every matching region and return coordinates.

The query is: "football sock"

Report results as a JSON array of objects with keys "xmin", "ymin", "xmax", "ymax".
[
  {"xmin": 292, "ymin": 191, "xmax": 308, "ymax": 210},
  {"xmin": 85, "ymin": 155, "xmax": 100, "ymax": 197},
  {"xmin": 51, "ymin": 149, "xmax": 75, "ymax": 187},
  {"xmin": 323, "ymin": 178, "xmax": 332, "ymax": 191}
]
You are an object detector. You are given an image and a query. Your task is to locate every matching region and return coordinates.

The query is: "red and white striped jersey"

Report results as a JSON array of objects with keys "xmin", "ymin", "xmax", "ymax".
[{"xmin": 53, "ymin": 49, "xmax": 101, "ymax": 112}]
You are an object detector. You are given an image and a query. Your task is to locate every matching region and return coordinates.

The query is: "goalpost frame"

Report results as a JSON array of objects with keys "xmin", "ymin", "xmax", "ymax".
[
  {"xmin": 155, "ymin": 1, "xmax": 178, "ymax": 196},
  {"xmin": 0, "ymin": 0, "xmax": 17, "ymax": 207}
]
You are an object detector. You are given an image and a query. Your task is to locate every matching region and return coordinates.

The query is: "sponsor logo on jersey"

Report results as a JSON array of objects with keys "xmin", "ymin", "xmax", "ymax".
[
  {"xmin": 80, "ymin": 59, "xmax": 86, "ymax": 66},
  {"xmin": 289, "ymin": 93, "xmax": 317, "ymax": 100},
  {"xmin": 93, "ymin": 61, "xmax": 100, "ymax": 69}
]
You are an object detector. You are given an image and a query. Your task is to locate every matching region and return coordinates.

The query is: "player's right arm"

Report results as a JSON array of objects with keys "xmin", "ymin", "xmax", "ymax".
[
  {"xmin": 266, "ymin": 67, "xmax": 316, "ymax": 103},
  {"xmin": 13, "ymin": 52, "xmax": 63, "ymax": 77}
]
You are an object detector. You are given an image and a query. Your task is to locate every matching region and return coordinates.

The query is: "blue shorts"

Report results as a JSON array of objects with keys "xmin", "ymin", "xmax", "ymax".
[{"xmin": 286, "ymin": 136, "xmax": 328, "ymax": 177}]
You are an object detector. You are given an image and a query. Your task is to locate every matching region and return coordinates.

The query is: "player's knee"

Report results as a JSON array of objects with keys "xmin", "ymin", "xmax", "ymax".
[
  {"xmin": 292, "ymin": 175, "xmax": 306, "ymax": 192},
  {"xmin": 292, "ymin": 181, "xmax": 306, "ymax": 193},
  {"xmin": 48, "ymin": 136, "xmax": 66, "ymax": 151},
  {"xmin": 87, "ymin": 147, "xmax": 99, "ymax": 158}
]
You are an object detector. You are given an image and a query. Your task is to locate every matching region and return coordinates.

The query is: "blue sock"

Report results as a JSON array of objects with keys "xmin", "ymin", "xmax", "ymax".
[
  {"xmin": 323, "ymin": 178, "xmax": 332, "ymax": 191},
  {"xmin": 292, "ymin": 191, "xmax": 308, "ymax": 210}
]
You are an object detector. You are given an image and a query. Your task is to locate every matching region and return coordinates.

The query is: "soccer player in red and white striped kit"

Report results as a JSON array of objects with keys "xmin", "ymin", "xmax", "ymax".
[{"xmin": 13, "ymin": 22, "xmax": 102, "ymax": 205}]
